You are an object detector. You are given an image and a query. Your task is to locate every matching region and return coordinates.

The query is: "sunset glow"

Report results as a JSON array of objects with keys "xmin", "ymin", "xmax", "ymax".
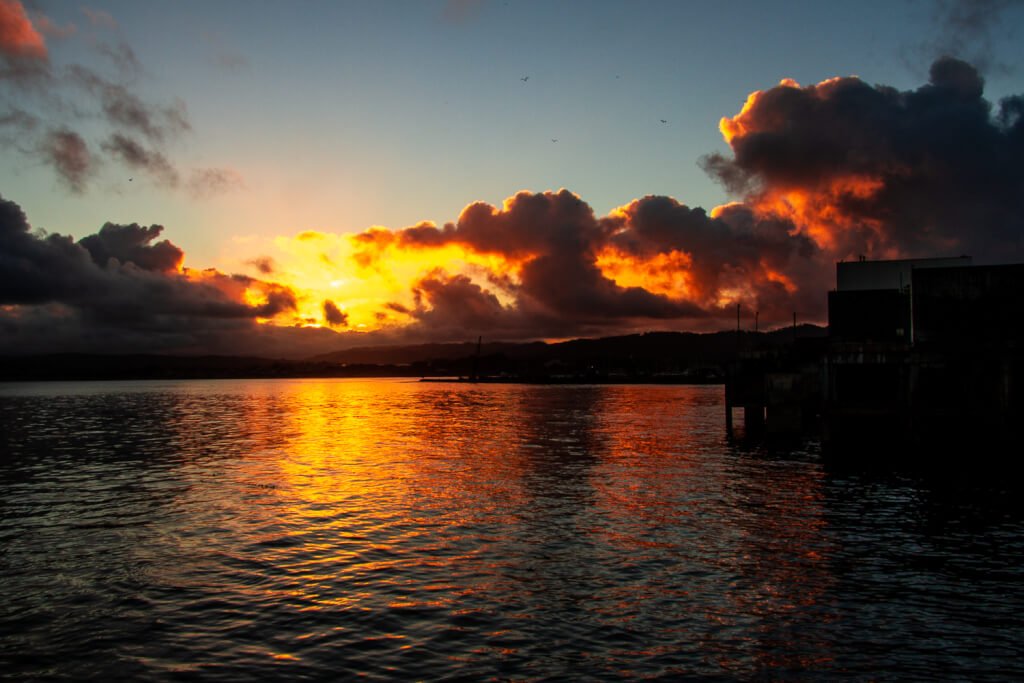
[
  {"xmin": 595, "ymin": 248, "xmax": 696, "ymax": 301},
  {"xmin": 748, "ymin": 175, "xmax": 887, "ymax": 252},
  {"xmin": 4, "ymin": 3, "xmax": 1024, "ymax": 681},
  {"xmin": 2, "ymin": 0, "xmax": 1022, "ymax": 357},
  {"xmin": 244, "ymin": 228, "xmax": 526, "ymax": 332}
]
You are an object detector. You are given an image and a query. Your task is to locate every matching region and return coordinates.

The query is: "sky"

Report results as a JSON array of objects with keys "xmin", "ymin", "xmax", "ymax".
[{"xmin": 2, "ymin": 0, "xmax": 1023, "ymax": 357}]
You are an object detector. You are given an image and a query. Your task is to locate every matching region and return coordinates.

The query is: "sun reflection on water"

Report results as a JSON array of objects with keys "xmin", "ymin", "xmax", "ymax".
[{"xmin": 5, "ymin": 379, "xmax": 1018, "ymax": 680}]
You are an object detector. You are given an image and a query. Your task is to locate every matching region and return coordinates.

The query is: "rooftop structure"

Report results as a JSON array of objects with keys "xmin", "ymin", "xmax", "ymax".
[{"xmin": 836, "ymin": 255, "xmax": 971, "ymax": 292}]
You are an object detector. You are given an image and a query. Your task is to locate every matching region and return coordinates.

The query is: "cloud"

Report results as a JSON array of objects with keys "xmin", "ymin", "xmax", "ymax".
[
  {"xmin": 922, "ymin": 0, "xmax": 1021, "ymax": 74},
  {"xmin": 100, "ymin": 132, "xmax": 179, "ymax": 186},
  {"xmin": 31, "ymin": 13, "xmax": 76, "ymax": 40},
  {"xmin": 702, "ymin": 57, "xmax": 1024, "ymax": 264},
  {"xmin": 335, "ymin": 58, "xmax": 1023, "ymax": 339},
  {"xmin": 188, "ymin": 167, "xmax": 245, "ymax": 199},
  {"xmin": 39, "ymin": 128, "xmax": 94, "ymax": 192},
  {"xmin": 322, "ymin": 300, "xmax": 348, "ymax": 327},
  {"xmin": 349, "ymin": 190, "xmax": 730, "ymax": 339},
  {"xmin": 0, "ymin": 0, "xmax": 49, "ymax": 83},
  {"xmin": 0, "ymin": 193, "xmax": 332, "ymax": 356},
  {"xmin": 246, "ymin": 256, "xmax": 278, "ymax": 275},
  {"xmin": 0, "ymin": 106, "xmax": 36, "ymax": 132},
  {"xmin": 408, "ymin": 270, "xmax": 515, "ymax": 333},
  {"xmin": 7, "ymin": 56, "xmax": 1024, "ymax": 352},
  {"xmin": 200, "ymin": 29, "xmax": 249, "ymax": 71},
  {"xmin": 68, "ymin": 65, "xmax": 191, "ymax": 142},
  {"xmin": 78, "ymin": 222, "xmax": 184, "ymax": 273},
  {"xmin": 604, "ymin": 197, "xmax": 824, "ymax": 320},
  {"xmin": 373, "ymin": 190, "xmax": 676, "ymax": 323},
  {"xmin": 0, "ymin": 0, "xmax": 46, "ymax": 60},
  {"xmin": 0, "ymin": 2, "xmax": 236, "ymax": 197},
  {"xmin": 96, "ymin": 41, "xmax": 141, "ymax": 79},
  {"xmin": 80, "ymin": 6, "xmax": 116, "ymax": 31}
]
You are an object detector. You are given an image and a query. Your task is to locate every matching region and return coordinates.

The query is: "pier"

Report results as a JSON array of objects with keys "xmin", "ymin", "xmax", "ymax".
[{"xmin": 726, "ymin": 257, "xmax": 1024, "ymax": 458}]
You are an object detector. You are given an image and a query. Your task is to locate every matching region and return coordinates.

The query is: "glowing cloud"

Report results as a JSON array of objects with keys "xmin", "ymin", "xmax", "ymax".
[
  {"xmin": 5, "ymin": 56, "xmax": 1023, "ymax": 355},
  {"xmin": 0, "ymin": 0, "xmax": 46, "ymax": 61},
  {"xmin": 704, "ymin": 57, "xmax": 1024, "ymax": 262}
]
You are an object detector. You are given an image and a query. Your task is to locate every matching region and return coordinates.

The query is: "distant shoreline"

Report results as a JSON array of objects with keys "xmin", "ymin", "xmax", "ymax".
[
  {"xmin": 0, "ymin": 328, "xmax": 823, "ymax": 383},
  {"xmin": 0, "ymin": 372, "xmax": 723, "ymax": 385}
]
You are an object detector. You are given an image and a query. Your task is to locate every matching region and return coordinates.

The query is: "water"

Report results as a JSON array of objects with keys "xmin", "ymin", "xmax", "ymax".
[{"xmin": 1, "ymin": 379, "xmax": 1022, "ymax": 680}]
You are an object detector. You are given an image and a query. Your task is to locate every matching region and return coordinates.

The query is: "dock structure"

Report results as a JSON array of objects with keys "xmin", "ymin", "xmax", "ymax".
[
  {"xmin": 724, "ymin": 339, "xmax": 824, "ymax": 440},
  {"xmin": 822, "ymin": 258, "xmax": 1024, "ymax": 457},
  {"xmin": 725, "ymin": 256, "xmax": 1024, "ymax": 459}
]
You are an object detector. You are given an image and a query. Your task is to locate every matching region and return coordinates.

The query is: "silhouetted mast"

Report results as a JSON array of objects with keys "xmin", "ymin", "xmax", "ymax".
[{"xmin": 470, "ymin": 335, "xmax": 482, "ymax": 381}]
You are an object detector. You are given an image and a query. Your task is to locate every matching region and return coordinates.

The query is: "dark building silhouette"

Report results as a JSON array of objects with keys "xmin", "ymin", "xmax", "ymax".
[
  {"xmin": 823, "ymin": 257, "xmax": 1024, "ymax": 457},
  {"xmin": 827, "ymin": 256, "xmax": 970, "ymax": 343}
]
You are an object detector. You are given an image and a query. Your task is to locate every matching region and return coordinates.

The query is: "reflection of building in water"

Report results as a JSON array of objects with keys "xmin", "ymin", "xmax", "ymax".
[{"xmin": 823, "ymin": 257, "xmax": 1024, "ymax": 456}]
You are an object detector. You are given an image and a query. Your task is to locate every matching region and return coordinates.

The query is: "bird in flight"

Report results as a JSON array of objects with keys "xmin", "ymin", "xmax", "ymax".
[
  {"xmin": 521, "ymin": 76, "xmax": 529, "ymax": 82},
  {"xmin": 551, "ymin": 138, "xmax": 558, "ymax": 142},
  {"xmin": 128, "ymin": 178, "xmax": 133, "ymax": 182},
  {"xmin": 660, "ymin": 119, "xmax": 667, "ymax": 123}
]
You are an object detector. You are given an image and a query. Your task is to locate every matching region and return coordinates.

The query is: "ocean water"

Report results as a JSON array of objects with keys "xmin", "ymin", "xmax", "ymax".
[{"xmin": 1, "ymin": 378, "xmax": 1022, "ymax": 680}]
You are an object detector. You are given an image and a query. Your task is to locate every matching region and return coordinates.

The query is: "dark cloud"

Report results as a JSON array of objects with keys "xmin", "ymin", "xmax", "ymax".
[
  {"xmin": 68, "ymin": 65, "xmax": 190, "ymax": 142},
  {"xmin": 385, "ymin": 301, "xmax": 412, "ymax": 315},
  {"xmin": 247, "ymin": 256, "xmax": 277, "ymax": 275},
  {"xmin": 100, "ymin": 132, "xmax": 179, "ymax": 186},
  {"xmin": 352, "ymin": 190, "xmax": 721, "ymax": 339},
  {"xmin": 703, "ymin": 57, "xmax": 1024, "ymax": 263},
  {"xmin": 0, "ymin": 193, "xmax": 321, "ymax": 356},
  {"xmin": 0, "ymin": 105, "xmax": 37, "ymax": 132},
  {"xmin": 380, "ymin": 190, "xmax": 704, "ymax": 323},
  {"xmin": 187, "ymin": 167, "xmax": 244, "ymax": 199},
  {"xmin": 96, "ymin": 41, "xmax": 141, "ymax": 79},
  {"xmin": 410, "ymin": 271, "xmax": 512, "ymax": 332},
  {"xmin": 39, "ymin": 128, "xmax": 93, "ymax": 192},
  {"xmin": 922, "ymin": 0, "xmax": 1021, "ymax": 74},
  {"xmin": 351, "ymin": 56, "xmax": 1024, "ymax": 339},
  {"xmin": 8, "ymin": 49, "xmax": 1024, "ymax": 350},
  {"xmin": 322, "ymin": 300, "xmax": 348, "ymax": 327},
  {"xmin": 78, "ymin": 222, "xmax": 184, "ymax": 273},
  {"xmin": 0, "ymin": 2, "xmax": 238, "ymax": 196},
  {"xmin": 605, "ymin": 197, "xmax": 824, "ymax": 319}
]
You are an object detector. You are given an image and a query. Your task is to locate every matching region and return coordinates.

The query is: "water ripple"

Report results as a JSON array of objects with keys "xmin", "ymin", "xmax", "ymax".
[{"xmin": 2, "ymin": 379, "xmax": 1023, "ymax": 680}]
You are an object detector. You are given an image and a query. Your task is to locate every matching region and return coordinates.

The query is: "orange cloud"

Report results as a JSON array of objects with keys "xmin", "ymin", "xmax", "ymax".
[
  {"xmin": 705, "ymin": 57, "xmax": 1024, "ymax": 265},
  {"xmin": 0, "ymin": 0, "xmax": 46, "ymax": 60},
  {"xmin": 240, "ymin": 188, "xmax": 827, "ymax": 340}
]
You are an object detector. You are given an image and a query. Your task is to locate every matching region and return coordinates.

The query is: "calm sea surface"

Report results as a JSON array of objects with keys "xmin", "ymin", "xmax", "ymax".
[{"xmin": 1, "ymin": 379, "xmax": 1022, "ymax": 680}]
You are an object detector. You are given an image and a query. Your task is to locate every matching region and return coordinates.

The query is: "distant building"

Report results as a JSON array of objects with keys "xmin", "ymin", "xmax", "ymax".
[
  {"xmin": 835, "ymin": 255, "xmax": 971, "ymax": 292},
  {"xmin": 823, "ymin": 256, "xmax": 1024, "ymax": 457},
  {"xmin": 828, "ymin": 256, "xmax": 971, "ymax": 343}
]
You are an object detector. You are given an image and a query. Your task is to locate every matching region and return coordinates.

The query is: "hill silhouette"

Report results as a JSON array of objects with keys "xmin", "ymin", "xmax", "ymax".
[{"xmin": 0, "ymin": 326, "xmax": 825, "ymax": 382}]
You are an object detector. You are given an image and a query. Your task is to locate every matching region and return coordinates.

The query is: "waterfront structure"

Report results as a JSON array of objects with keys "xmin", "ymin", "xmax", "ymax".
[{"xmin": 823, "ymin": 258, "xmax": 1024, "ymax": 456}]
